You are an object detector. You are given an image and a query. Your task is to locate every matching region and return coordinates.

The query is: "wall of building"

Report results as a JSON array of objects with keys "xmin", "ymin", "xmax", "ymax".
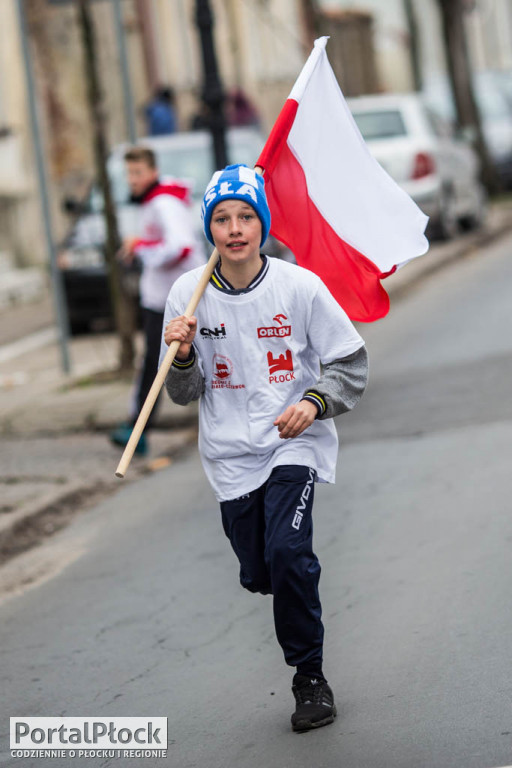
[
  {"xmin": 151, "ymin": 0, "xmax": 306, "ymax": 134},
  {"xmin": 319, "ymin": 0, "xmax": 512, "ymax": 94},
  {"xmin": 8, "ymin": 0, "xmax": 511, "ymax": 270},
  {"xmin": 466, "ymin": 0, "xmax": 512, "ymax": 71},
  {"xmin": 1, "ymin": 0, "xmax": 308, "ymax": 269},
  {"xmin": 0, "ymin": 0, "xmax": 44, "ymax": 266},
  {"xmin": 319, "ymin": 0, "xmax": 415, "ymax": 92}
]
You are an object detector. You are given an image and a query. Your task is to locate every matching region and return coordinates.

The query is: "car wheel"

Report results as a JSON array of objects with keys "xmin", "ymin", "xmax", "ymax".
[
  {"xmin": 69, "ymin": 319, "xmax": 90, "ymax": 336},
  {"xmin": 436, "ymin": 189, "xmax": 459, "ymax": 241},
  {"xmin": 459, "ymin": 185, "xmax": 487, "ymax": 231}
]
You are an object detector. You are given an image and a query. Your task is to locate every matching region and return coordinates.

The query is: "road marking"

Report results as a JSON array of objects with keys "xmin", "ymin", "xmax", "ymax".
[{"xmin": 0, "ymin": 327, "xmax": 57, "ymax": 364}]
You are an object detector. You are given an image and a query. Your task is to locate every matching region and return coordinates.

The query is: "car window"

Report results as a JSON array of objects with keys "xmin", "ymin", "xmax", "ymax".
[
  {"xmin": 475, "ymin": 82, "xmax": 510, "ymax": 119},
  {"xmin": 351, "ymin": 109, "xmax": 407, "ymax": 140},
  {"xmin": 89, "ymin": 134, "xmax": 263, "ymax": 212}
]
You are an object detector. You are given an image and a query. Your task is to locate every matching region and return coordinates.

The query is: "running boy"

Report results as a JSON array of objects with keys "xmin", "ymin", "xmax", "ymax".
[{"xmin": 160, "ymin": 164, "xmax": 368, "ymax": 732}]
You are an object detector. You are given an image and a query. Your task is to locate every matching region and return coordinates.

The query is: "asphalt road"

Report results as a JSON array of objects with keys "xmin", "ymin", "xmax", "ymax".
[{"xmin": 2, "ymin": 232, "xmax": 512, "ymax": 768}]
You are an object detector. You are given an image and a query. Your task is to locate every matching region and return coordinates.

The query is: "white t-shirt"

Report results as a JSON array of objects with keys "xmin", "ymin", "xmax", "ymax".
[
  {"xmin": 161, "ymin": 257, "xmax": 364, "ymax": 501},
  {"xmin": 134, "ymin": 189, "xmax": 205, "ymax": 312}
]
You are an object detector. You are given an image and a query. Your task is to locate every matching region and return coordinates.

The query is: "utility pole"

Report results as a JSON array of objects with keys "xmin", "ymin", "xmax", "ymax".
[
  {"xmin": 16, "ymin": 0, "xmax": 71, "ymax": 374},
  {"xmin": 301, "ymin": 0, "xmax": 320, "ymax": 46},
  {"xmin": 403, "ymin": 0, "xmax": 422, "ymax": 91},
  {"xmin": 195, "ymin": 0, "xmax": 228, "ymax": 169},
  {"xmin": 77, "ymin": 0, "xmax": 136, "ymax": 371},
  {"xmin": 225, "ymin": 0, "xmax": 243, "ymax": 89},
  {"xmin": 112, "ymin": 0, "xmax": 137, "ymax": 143},
  {"xmin": 436, "ymin": 0, "xmax": 501, "ymax": 193}
]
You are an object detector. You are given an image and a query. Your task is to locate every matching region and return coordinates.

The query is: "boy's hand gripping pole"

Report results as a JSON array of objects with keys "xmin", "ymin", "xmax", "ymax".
[{"xmin": 114, "ymin": 167, "xmax": 263, "ymax": 479}]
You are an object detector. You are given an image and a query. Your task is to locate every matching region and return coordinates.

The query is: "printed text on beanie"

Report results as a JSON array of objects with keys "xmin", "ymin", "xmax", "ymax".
[{"xmin": 201, "ymin": 164, "xmax": 271, "ymax": 247}]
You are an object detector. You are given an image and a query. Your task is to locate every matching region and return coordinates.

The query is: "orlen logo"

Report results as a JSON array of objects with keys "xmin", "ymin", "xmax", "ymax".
[
  {"xmin": 267, "ymin": 350, "xmax": 295, "ymax": 383},
  {"xmin": 257, "ymin": 313, "xmax": 291, "ymax": 339},
  {"xmin": 201, "ymin": 323, "xmax": 226, "ymax": 339}
]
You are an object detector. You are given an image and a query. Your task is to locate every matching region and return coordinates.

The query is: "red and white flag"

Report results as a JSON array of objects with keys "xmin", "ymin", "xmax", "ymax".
[{"xmin": 257, "ymin": 37, "xmax": 429, "ymax": 322}]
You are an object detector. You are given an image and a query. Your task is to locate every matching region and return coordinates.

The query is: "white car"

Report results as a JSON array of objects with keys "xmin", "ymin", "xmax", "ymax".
[{"xmin": 346, "ymin": 93, "xmax": 486, "ymax": 239}]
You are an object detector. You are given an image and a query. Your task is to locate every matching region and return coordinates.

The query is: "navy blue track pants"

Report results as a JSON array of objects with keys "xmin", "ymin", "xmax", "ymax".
[{"xmin": 220, "ymin": 464, "xmax": 324, "ymax": 670}]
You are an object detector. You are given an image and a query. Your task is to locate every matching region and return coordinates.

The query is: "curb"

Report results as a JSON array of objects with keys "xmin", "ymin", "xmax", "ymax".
[
  {"xmin": 91, "ymin": 408, "xmax": 199, "ymax": 435},
  {"xmin": 0, "ymin": 426, "xmax": 197, "ymax": 567},
  {"xmin": 386, "ymin": 216, "xmax": 512, "ymax": 302},
  {"xmin": 0, "ymin": 411, "xmax": 199, "ymax": 440}
]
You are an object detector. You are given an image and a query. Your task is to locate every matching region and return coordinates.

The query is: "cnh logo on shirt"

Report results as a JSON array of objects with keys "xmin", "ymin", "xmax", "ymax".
[
  {"xmin": 201, "ymin": 323, "xmax": 226, "ymax": 339},
  {"xmin": 257, "ymin": 313, "xmax": 291, "ymax": 339},
  {"xmin": 267, "ymin": 350, "xmax": 295, "ymax": 383}
]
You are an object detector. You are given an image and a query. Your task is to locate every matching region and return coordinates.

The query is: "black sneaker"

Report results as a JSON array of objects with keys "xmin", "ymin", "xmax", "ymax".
[{"xmin": 291, "ymin": 674, "xmax": 337, "ymax": 732}]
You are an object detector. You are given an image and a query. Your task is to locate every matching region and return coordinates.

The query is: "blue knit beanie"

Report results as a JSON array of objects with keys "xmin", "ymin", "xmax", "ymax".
[{"xmin": 201, "ymin": 164, "xmax": 271, "ymax": 247}]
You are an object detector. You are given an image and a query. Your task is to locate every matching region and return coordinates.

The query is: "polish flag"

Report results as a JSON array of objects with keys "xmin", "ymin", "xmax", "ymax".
[{"xmin": 256, "ymin": 37, "xmax": 429, "ymax": 322}]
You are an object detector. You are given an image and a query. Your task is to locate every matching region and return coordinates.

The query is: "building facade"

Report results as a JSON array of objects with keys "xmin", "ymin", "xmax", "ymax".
[{"xmin": 3, "ymin": 0, "xmax": 511, "ymax": 268}]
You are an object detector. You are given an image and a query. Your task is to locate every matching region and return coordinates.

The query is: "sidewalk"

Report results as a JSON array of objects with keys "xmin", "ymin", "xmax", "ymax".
[
  {"xmin": 0, "ymin": 265, "xmax": 47, "ymax": 318},
  {"xmin": 1, "ymin": 197, "xmax": 511, "ymax": 568},
  {"xmin": 0, "ymin": 292, "xmax": 54, "ymax": 348},
  {"xmin": 0, "ymin": 329, "xmax": 197, "ymax": 436},
  {"xmin": 0, "ymin": 326, "xmax": 198, "ymax": 566}
]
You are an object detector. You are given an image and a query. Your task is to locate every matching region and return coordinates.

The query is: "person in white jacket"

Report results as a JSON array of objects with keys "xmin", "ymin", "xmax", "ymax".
[
  {"xmin": 161, "ymin": 164, "xmax": 368, "ymax": 732},
  {"xmin": 110, "ymin": 146, "xmax": 204, "ymax": 455}
]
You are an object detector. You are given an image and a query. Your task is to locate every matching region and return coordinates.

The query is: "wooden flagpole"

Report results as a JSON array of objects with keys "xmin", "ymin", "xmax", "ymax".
[
  {"xmin": 115, "ymin": 167, "xmax": 264, "ymax": 479},
  {"xmin": 115, "ymin": 246, "xmax": 219, "ymax": 478}
]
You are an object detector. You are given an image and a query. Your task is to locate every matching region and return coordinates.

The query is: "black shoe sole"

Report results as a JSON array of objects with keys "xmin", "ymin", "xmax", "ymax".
[{"xmin": 292, "ymin": 705, "xmax": 337, "ymax": 732}]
